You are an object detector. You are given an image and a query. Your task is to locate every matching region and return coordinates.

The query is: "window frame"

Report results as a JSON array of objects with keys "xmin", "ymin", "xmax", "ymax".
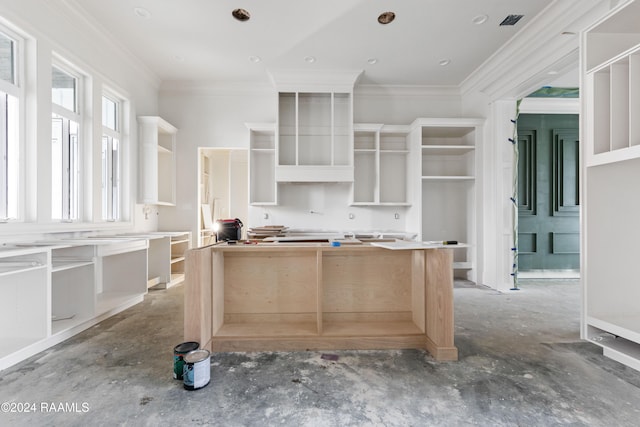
[
  {"xmin": 101, "ymin": 90, "xmax": 123, "ymax": 222},
  {"xmin": 0, "ymin": 26, "xmax": 24, "ymax": 222},
  {"xmin": 51, "ymin": 61, "xmax": 83, "ymax": 222}
]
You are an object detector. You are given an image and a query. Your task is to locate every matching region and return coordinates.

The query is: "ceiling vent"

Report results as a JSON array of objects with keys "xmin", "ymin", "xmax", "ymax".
[{"xmin": 499, "ymin": 14, "xmax": 524, "ymax": 26}]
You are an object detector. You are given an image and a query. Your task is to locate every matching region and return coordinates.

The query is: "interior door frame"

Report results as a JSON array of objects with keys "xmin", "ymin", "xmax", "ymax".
[{"xmin": 515, "ymin": 97, "xmax": 580, "ymax": 279}]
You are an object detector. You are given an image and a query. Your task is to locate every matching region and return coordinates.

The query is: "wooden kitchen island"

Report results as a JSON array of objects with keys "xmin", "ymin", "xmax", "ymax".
[{"xmin": 184, "ymin": 242, "xmax": 457, "ymax": 361}]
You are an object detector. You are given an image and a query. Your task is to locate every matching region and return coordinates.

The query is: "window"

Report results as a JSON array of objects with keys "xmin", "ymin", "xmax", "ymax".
[
  {"xmin": 101, "ymin": 93, "xmax": 121, "ymax": 221},
  {"xmin": 51, "ymin": 65, "xmax": 81, "ymax": 221},
  {"xmin": 0, "ymin": 29, "xmax": 20, "ymax": 221}
]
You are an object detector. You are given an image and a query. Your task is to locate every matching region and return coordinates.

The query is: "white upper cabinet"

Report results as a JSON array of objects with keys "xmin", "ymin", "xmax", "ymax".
[
  {"xmin": 270, "ymin": 70, "xmax": 361, "ymax": 182},
  {"xmin": 582, "ymin": 0, "xmax": 640, "ymax": 372},
  {"xmin": 583, "ymin": 0, "xmax": 640, "ymax": 166},
  {"xmin": 138, "ymin": 116, "xmax": 177, "ymax": 205},
  {"xmin": 352, "ymin": 124, "xmax": 411, "ymax": 206},
  {"xmin": 247, "ymin": 123, "xmax": 277, "ymax": 205}
]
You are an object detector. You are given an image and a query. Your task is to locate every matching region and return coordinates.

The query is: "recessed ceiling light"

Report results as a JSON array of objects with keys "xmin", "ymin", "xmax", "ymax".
[
  {"xmin": 378, "ymin": 11, "xmax": 396, "ymax": 25},
  {"xmin": 133, "ymin": 7, "xmax": 151, "ymax": 19},
  {"xmin": 472, "ymin": 14, "xmax": 488, "ymax": 25},
  {"xmin": 249, "ymin": 56, "xmax": 261, "ymax": 63},
  {"xmin": 304, "ymin": 56, "xmax": 316, "ymax": 64},
  {"xmin": 439, "ymin": 59, "xmax": 451, "ymax": 66},
  {"xmin": 547, "ymin": 70, "xmax": 559, "ymax": 75},
  {"xmin": 367, "ymin": 58, "xmax": 378, "ymax": 65},
  {"xmin": 173, "ymin": 55, "xmax": 185, "ymax": 62},
  {"xmin": 232, "ymin": 8, "xmax": 251, "ymax": 22}
]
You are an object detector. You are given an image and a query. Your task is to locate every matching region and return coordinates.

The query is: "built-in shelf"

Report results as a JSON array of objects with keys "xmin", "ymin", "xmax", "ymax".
[
  {"xmin": 138, "ymin": 116, "xmax": 178, "ymax": 205},
  {"xmin": 276, "ymin": 92, "xmax": 354, "ymax": 182},
  {"xmin": 417, "ymin": 119, "xmax": 482, "ymax": 281},
  {"xmin": 582, "ymin": 0, "xmax": 640, "ymax": 372},
  {"xmin": 352, "ymin": 124, "xmax": 411, "ymax": 205},
  {"xmin": 248, "ymin": 123, "xmax": 277, "ymax": 205},
  {"xmin": 168, "ymin": 232, "xmax": 190, "ymax": 287}
]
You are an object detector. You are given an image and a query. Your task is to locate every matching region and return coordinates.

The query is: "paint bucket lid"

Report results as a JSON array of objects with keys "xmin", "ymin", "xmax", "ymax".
[
  {"xmin": 174, "ymin": 341, "xmax": 199, "ymax": 354},
  {"xmin": 184, "ymin": 349, "xmax": 210, "ymax": 364}
]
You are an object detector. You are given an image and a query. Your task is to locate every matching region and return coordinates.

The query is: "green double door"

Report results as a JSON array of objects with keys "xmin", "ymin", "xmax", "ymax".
[{"xmin": 517, "ymin": 114, "xmax": 579, "ymax": 272}]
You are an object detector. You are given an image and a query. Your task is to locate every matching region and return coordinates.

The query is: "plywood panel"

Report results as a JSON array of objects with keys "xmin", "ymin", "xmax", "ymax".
[
  {"xmin": 425, "ymin": 249, "xmax": 454, "ymax": 348},
  {"xmin": 184, "ymin": 247, "xmax": 213, "ymax": 348},
  {"xmin": 224, "ymin": 252, "xmax": 317, "ymax": 314},
  {"xmin": 323, "ymin": 250, "xmax": 411, "ymax": 313}
]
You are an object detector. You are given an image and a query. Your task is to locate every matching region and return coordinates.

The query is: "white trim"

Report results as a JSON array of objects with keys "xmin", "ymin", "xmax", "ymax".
[
  {"xmin": 461, "ymin": 0, "xmax": 609, "ymax": 101},
  {"xmin": 518, "ymin": 97, "xmax": 580, "ymax": 114}
]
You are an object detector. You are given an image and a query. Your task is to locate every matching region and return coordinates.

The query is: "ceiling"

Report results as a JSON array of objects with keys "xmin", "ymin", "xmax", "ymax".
[{"xmin": 70, "ymin": 0, "xmax": 561, "ymax": 87}]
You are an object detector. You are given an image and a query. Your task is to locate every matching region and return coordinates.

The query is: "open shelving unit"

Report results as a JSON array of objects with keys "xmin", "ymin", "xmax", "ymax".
[
  {"xmin": 138, "ymin": 116, "xmax": 178, "ymax": 205},
  {"xmin": 582, "ymin": 0, "xmax": 640, "ymax": 371},
  {"xmin": 0, "ymin": 248, "xmax": 49, "ymax": 363},
  {"xmin": 169, "ymin": 232, "xmax": 190, "ymax": 287},
  {"xmin": 50, "ymin": 245, "xmax": 95, "ymax": 335},
  {"xmin": 352, "ymin": 124, "xmax": 411, "ymax": 205},
  {"xmin": 414, "ymin": 119, "xmax": 482, "ymax": 280},
  {"xmin": 247, "ymin": 123, "xmax": 277, "ymax": 205},
  {"xmin": 276, "ymin": 91, "xmax": 354, "ymax": 182},
  {"xmin": 0, "ymin": 238, "xmax": 150, "ymax": 372}
]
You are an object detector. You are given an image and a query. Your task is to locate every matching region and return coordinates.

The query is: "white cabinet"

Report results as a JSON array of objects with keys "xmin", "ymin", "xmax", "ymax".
[
  {"xmin": 116, "ymin": 232, "xmax": 190, "ymax": 289},
  {"xmin": 0, "ymin": 247, "xmax": 49, "ymax": 367},
  {"xmin": 138, "ymin": 116, "xmax": 178, "ymax": 205},
  {"xmin": 247, "ymin": 123, "xmax": 277, "ymax": 205},
  {"xmin": 0, "ymin": 238, "xmax": 148, "ymax": 371},
  {"xmin": 169, "ymin": 232, "xmax": 190, "ymax": 287},
  {"xmin": 276, "ymin": 92, "xmax": 353, "ymax": 182},
  {"xmin": 51, "ymin": 245, "xmax": 95, "ymax": 335},
  {"xmin": 413, "ymin": 118, "xmax": 482, "ymax": 280},
  {"xmin": 352, "ymin": 124, "xmax": 411, "ymax": 205},
  {"xmin": 582, "ymin": 0, "xmax": 640, "ymax": 371}
]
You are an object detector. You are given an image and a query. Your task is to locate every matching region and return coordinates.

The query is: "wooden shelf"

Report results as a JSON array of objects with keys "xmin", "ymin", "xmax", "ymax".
[
  {"xmin": 215, "ymin": 321, "xmax": 318, "ymax": 338},
  {"xmin": 322, "ymin": 321, "xmax": 423, "ymax": 337}
]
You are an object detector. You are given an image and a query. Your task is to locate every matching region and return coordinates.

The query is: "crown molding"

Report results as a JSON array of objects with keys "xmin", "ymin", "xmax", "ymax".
[
  {"xmin": 460, "ymin": 0, "xmax": 610, "ymax": 101},
  {"xmin": 354, "ymin": 84, "xmax": 461, "ymax": 98},
  {"xmin": 159, "ymin": 80, "xmax": 276, "ymax": 96}
]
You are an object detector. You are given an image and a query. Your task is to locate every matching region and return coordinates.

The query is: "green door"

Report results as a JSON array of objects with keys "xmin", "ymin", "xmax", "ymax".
[{"xmin": 517, "ymin": 114, "xmax": 579, "ymax": 271}]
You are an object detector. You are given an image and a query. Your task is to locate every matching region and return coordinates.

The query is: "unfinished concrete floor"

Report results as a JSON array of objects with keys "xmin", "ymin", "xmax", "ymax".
[{"xmin": 1, "ymin": 279, "xmax": 639, "ymax": 426}]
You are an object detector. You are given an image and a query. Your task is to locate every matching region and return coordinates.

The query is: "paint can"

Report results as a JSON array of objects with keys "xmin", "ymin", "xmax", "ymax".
[
  {"xmin": 173, "ymin": 341, "xmax": 199, "ymax": 380},
  {"xmin": 183, "ymin": 349, "xmax": 211, "ymax": 390}
]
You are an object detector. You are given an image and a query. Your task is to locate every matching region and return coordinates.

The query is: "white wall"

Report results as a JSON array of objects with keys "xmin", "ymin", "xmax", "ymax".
[
  {"xmin": 158, "ymin": 83, "xmax": 463, "ymax": 241},
  {"xmin": 0, "ymin": 0, "xmax": 160, "ymax": 240}
]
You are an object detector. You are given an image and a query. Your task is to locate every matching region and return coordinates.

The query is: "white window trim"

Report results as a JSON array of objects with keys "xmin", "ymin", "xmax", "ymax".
[
  {"xmin": 51, "ymin": 60, "xmax": 84, "ymax": 222},
  {"xmin": 101, "ymin": 90, "xmax": 123, "ymax": 221},
  {"xmin": 0, "ymin": 24, "xmax": 25, "ymax": 223}
]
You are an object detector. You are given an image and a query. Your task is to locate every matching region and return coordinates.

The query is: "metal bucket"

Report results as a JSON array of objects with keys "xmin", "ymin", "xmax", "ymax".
[
  {"xmin": 183, "ymin": 349, "xmax": 211, "ymax": 390},
  {"xmin": 173, "ymin": 341, "xmax": 199, "ymax": 380}
]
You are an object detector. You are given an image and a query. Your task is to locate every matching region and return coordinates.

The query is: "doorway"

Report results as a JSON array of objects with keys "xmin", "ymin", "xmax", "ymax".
[
  {"xmin": 517, "ymin": 113, "xmax": 579, "ymax": 278},
  {"xmin": 197, "ymin": 148, "xmax": 248, "ymax": 246}
]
